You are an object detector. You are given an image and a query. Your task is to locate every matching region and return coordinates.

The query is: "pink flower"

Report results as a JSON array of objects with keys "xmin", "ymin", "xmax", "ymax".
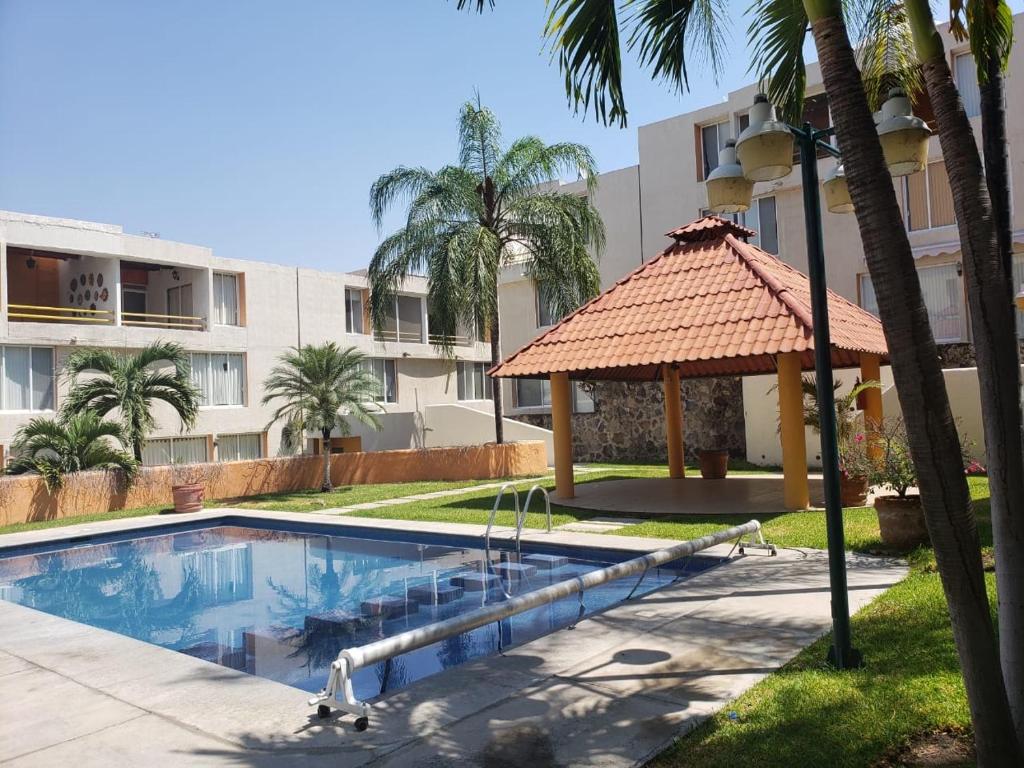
[{"xmin": 854, "ymin": 433, "xmax": 865, "ymax": 443}]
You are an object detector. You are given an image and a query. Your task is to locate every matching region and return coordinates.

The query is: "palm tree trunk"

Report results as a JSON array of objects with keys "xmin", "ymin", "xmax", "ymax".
[
  {"xmin": 905, "ymin": 1, "xmax": 1024, "ymax": 748},
  {"xmin": 321, "ymin": 428, "xmax": 333, "ymax": 492},
  {"xmin": 980, "ymin": 55, "xmax": 1013, "ymax": 282},
  {"xmin": 490, "ymin": 305, "xmax": 505, "ymax": 444},
  {"xmin": 803, "ymin": 3, "xmax": 1021, "ymax": 764}
]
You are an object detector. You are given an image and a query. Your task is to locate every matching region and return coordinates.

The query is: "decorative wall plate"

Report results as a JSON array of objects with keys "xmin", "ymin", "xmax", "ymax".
[
  {"xmin": 71, "ymin": 278, "xmax": 78, "ymax": 291},
  {"xmin": 79, "ymin": 273, "xmax": 85, "ymax": 286},
  {"xmin": 97, "ymin": 273, "xmax": 104, "ymax": 287},
  {"xmin": 100, "ymin": 288, "xmax": 109, "ymax": 302},
  {"xmin": 88, "ymin": 273, "xmax": 94, "ymax": 286},
  {"xmin": 85, "ymin": 289, "xmax": 91, "ymax": 301},
  {"xmin": 77, "ymin": 294, "xmax": 83, "ymax": 306}
]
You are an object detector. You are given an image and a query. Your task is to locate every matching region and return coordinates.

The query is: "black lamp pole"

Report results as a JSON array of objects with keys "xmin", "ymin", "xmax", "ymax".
[{"xmin": 791, "ymin": 121, "xmax": 862, "ymax": 670}]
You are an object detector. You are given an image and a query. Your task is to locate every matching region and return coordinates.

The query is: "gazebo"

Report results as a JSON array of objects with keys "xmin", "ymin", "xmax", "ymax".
[{"xmin": 491, "ymin": 216, "xmax": 889, "ymax": 510}]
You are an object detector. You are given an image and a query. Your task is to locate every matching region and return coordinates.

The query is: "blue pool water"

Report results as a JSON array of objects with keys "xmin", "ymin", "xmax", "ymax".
[{"xmin": 0, "ymin": 522, "xmax": 721, "ymax": 700}]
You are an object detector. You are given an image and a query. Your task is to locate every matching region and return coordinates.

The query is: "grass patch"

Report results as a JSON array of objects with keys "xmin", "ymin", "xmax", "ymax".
[{"xmin": 0, "ymin": 505, "xmax": 172, "ymax": 536}]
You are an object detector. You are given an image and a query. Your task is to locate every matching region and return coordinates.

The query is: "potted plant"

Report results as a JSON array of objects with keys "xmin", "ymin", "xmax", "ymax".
[
  {"xmin": 698, "ymin": 447, "xmax": 729, "ymax": 479},
  {"xmin": 868, "ymin": 418, "xmax": 928, "ymax": 547},
  {"xmin": 170, "ymin": 462, "xmax": 206, "ymax": 513},
  {"xmin": 838, "ymin": 432, "xmax": 872, "ymax": 507}
]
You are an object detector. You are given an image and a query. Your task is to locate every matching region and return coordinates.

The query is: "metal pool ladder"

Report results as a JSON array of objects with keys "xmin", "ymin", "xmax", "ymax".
[{"xmin": 483, "ymin": 483, "xmax": 553, "ymax": 554}]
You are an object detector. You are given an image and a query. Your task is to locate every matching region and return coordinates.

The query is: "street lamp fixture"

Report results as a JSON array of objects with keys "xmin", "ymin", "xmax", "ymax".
[
  {"xmin": 876, "ymin": 88, "xmax": 932, "ymax": 177},
  {"xmin": 706, "ymin": 140, "xmax": 754, "ymax": 213},
  {"xmin": 736, "ymin": 94, "xmax": 795, "ymax": 182},
  {"xmin": 823, "ymin": 164, "xmax": 854, "ymax": 214}
]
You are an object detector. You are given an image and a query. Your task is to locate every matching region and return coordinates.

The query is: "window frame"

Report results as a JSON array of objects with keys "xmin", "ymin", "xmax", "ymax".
[
  {"xmin": 903, "ymin": 161, "xmax": 956, "ymax": 232},
  {"xmin": 217, "ymin": 432, "xmax": 263, "ymax": 462},
  {"xmin": 536, "ymin": 283, "xmax": 557, "ymax": 328},
  {"xmin": 364, "ymin": 358, "xmax": 398, "ymax": 403},
  {"xmin": 141, "ymin": 435, "xmax": 210, "ymax": 466},
  {"xmin": 698, "ymin": 120, "xmax": 730, "ymax": 181},
  {"xmin": 345, "ymin": 287, "xmax": 365, "ymax": 335},
  {"xmin": 456, "ymin": 361, "xmax": 494, "ymax": 401},
  {"xmin": 189, "ymin": 352, "xmax": 247, "ymax": 408},
  {"xmin": 952, "ymin": 51, "xmax": 982, "ymax": 119},
  {"xmin": 0, "ymin": 345, "xmax": 56, "ymax": 413}
]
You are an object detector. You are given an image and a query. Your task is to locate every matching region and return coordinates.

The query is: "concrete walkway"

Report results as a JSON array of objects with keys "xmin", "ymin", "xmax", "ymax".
[{"xmin": 0, "ymin": 510, "xmax": 906, "ymax": 767}]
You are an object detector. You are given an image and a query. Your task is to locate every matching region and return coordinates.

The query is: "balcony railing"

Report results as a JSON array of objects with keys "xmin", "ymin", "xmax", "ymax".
[
  {"xmin": 7, "ymin": 304, "xmax": 115, "ymax": 324},
  {"xmin": 373, "ymin": 329, "xmax": 426, "ymax": 344},
  {"xmin": 121, "ymin": 311, "xmax": 206, "ymax": 331},
  {"xmin": 428, "ymin": 333, "xmax": 474, "ymax": 346}
]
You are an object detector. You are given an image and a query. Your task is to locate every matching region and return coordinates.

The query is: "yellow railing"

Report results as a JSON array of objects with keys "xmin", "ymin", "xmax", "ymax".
[
  {"xmin": 7, "ymin": 304, "xmax": 114, "ymax": 324},
  {"xmin": 373, "ymin": 329, "xmax": 426, "ymax": 344},
  {"xmin": 121, "ymin": 311, "xmax": 206, "ymax": 331},
  {"xmin": 428, "ymin": 333, "xmax": 474, "ymax": 346}
]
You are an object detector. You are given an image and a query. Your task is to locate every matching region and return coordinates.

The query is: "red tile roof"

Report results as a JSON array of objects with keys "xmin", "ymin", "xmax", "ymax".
[{"xmin": 491, "ymin": 216, "xmax": 888, "ymax": 381}]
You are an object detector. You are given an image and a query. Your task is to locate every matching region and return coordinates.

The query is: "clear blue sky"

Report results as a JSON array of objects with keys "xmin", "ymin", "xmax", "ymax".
[{"xmin": 0, "ymin": 0, "xmax": 999, "ymax": 272}]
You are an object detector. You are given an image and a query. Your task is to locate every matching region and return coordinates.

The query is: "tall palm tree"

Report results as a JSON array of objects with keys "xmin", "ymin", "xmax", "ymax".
[
  {"xmin": 367, "ymin": 96, "xmax": 604, "ymax": 443},
  {"xmin": 61, "ymin": 341, "xmax": 200, "ymax": 462},
  {"xmin": 6, "ymin": 411, "xmax": 139, "ymax": 492},
  {"xmin": 459, "ymin": 0, "xmax": 1021, "ymax": 761},
  {"xmin": 261, "ymin": 343, "xmax": 381, "ymax": 492}
]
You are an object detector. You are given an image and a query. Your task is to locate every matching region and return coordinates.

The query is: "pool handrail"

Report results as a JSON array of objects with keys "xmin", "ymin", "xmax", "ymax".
[
  {"xmin": 310, "ymin": 519, "xmax": 767, "ymax": 726},
  {"xmin": 483, "ymin": 483, "xmax": 520, "ymax": 553},
  {"xmin": 516, "ymin": 485, "xmax": 552, "ymax": 552}
]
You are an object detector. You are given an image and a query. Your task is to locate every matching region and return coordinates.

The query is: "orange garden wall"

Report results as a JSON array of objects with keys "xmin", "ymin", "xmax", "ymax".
[{"xmin": 0, "ymin": 441, "xmax": 548, "ymax": 527}]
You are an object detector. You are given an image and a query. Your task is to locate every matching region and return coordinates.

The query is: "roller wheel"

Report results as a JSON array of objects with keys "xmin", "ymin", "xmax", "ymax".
[
  {"xmin": 317, "ymin": 705, "xmax": 331, "ymax": 719},
  {"xmin": 770, "ymin": 546, "xmax": 778, "ymax": 557},
  {"xmin": 354, "ymin": 716, "xmax": 370, "ymax": 732},
  {"xmin": 738, "ymin": 547, "xmax": 745, "ymax": 555}
]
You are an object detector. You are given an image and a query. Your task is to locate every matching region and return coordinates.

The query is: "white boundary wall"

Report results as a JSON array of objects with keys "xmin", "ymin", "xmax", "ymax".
[{"xmin": 422, "ymin": 403, "xmax": 555, "ymax": 465}]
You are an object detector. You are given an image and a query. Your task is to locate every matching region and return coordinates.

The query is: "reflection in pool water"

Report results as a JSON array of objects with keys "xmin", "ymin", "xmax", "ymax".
[{"xmin": 0, "ymin": 525, "xmax": 719, "ymax": 700}]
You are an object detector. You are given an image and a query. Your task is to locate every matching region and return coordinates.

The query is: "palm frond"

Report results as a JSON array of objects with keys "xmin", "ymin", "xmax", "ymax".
[
  {"xmin": 369, "ymin": 166, "xmax": 438, "ymax": 230},
  {"xmin": 960, "ymin": 0, "xmax": 1014, "ymax": 82},
  {"xmin": 847, "ymin": 0, "xmax": 921, "ymax": 111},
  {"xmin": 746, "ymin": 0, "xmax": 808, "ymax": 124},
  {"xmin": 545, "ymin": 0, "xmax": 628, "ymax": 127},
  {"xmin": 458, "ymin": 96, "xmax": 503, "ymax": 178}
]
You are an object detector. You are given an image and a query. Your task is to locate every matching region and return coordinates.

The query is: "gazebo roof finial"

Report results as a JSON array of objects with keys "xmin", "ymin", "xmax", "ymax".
[{"xmin": 666, "ymin": 215, "xmax": 757, "ymax": 242}]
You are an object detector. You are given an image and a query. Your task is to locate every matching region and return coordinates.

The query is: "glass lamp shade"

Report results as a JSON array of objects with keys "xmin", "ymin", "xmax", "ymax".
[
  {"xmin": 823, "ymin": 164, "xmax": 854, "ymax": 214},
  {"xmin": 736, "ymin": 95, "xmax": 794, "ymax": 182},
  {"xmin": 877, "ymin": 88, "xmax": 931, "ymax": 177},
  {"xmin": 706, "ymin": 140, "xmax": 753, "ymax": 214}
]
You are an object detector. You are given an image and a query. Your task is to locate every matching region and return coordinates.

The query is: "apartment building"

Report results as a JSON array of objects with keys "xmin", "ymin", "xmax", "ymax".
[
  {"xmin": 0, "ymin": 211, "xmax": 495, "ymax": 464},
  {"xmin": 498, "ymin": 12, "xmax": 1024, "ymax": 462}
]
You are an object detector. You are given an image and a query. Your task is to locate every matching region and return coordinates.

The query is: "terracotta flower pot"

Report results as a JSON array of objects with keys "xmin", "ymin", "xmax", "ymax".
[
  {"xmin": 840, "ymin": 474, "xmax": 869, "ymax": 507},
  {"xmin": 171, "ymin": 483, "xmax": 205, "ymax": 514},
  {"xmin": 875, "ymin": 495, "xmax": 928, "ymax": 548},
  {"xmin": 699, "ymin": 450, "xmax": 729, "ymax": 480}
]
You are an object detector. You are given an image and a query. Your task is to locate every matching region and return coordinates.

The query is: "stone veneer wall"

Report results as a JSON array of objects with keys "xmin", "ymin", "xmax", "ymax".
[
  {"xmin": 936, "ymin": 341, "xmax": 1024, "ymax": 368},
  {"xmin": 513, "ymin": 378, "xmax": 746, "ymax": 464}
]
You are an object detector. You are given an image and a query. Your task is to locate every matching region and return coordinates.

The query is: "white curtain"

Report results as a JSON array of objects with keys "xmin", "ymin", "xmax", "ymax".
[
  {"xmin": 211, "ymin": 354, "xmax": 228, "ymax": 405},
  {"xmin": 142, "ymin": 439, "xmax": 173, "ymax": 466},
  {"xmin": 172, "ymin": 437, "xmax": 209, "ymax": 464},
  {"xmin": 31, "ymin": 348, "xmax": 54, "ymax": 411},
  {"xmin": 918, "ymin": 264, "xmax": 964, "ymax": 342},
  {"xmin": 954, "ymin": 53, "xmax": 982, "ymax": 118},
  {"xmin": 190, "ymin": 353, "xmax": 210, "ymax": 406},
  {"xmin": 225, "ymin": 354, "xmax": 244, "ymax": 405},
  {"xmin": 860, "ymin": 275, "xmax": 879, "ymax": 316},
  {"xmin": 3, "ymin": 347, "xmax": 30, "ymax": 411},
  {"xmin": 219, "ymin": 433, "xmax": 261, "ymax": 461},
  {"xmin": 214, "ymin": 273, "xmax": 238, "ymax": 326}
]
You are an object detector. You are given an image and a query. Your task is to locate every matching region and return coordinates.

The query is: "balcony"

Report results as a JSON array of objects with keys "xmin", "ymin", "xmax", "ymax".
[{"xmin": 4, "ymin": 248, "xmax": 209, "ymax": 332}]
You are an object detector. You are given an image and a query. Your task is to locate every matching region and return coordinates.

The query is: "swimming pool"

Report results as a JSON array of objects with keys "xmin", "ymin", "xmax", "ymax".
[{"xmin": 0, "ymin": 519, "xmax": 723, "ymax": 701}]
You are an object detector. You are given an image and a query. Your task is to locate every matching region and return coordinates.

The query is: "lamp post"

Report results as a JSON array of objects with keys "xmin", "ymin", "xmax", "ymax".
[{"xmin": 707, "ymin": 90, "xmax": 930, "ymax": 670}]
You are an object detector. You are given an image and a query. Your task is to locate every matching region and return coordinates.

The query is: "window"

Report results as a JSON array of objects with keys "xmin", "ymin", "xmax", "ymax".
[
  {"xmin": 213, "ymin": 273, "xmax": 240, "ymax": 326},
  {"xmin": 397, "ymin": 295, "xmax": 424, "ymax": 343},
  {"xmin": 457, "ymin": 362, "xmax": 493, "ymax": 401},
  {"xmin": 345, "ymin": 288, "xmax": 365, "ymax": 334},
  {"xmin": 1, "ymin": 346, "xmax": 54, "ymax": 412},
  {"xmin": 904, "ymin": 161, "xmax": 955, "ymax": 231},
  {"xmin": 122, "ymin": 287, "xmax": 147, "ymax": 315},
  {"xmin": 954, "ymin": 52, "xmax": 981, "ymax": 118},
  {"xmin": 218, "ymin": 433, "xmax": 262, "ymax": 462},
  {"xmin": 1013, "ymin": 255, "xmax": 1024, "ymax": 339},
  {"xmin": 699, "ymin": 121, "xmax": 729, "ymax": 179},
  {"xmin": 167, "ymin": 284, "xmax": 194, "ymax": 321},
  {"xmin": 190, "ymin": 352, "xmax": 245, "ymax": 406},
  {"xmin": 515, "ymin": 379, "xmax": 594, "ymax": 413},
  {"xmin": 536, "ymin": 283, "xmax": 557, "ymax": 327},
  {"xmin": 363, "ymin": 358, "xmax": 397, "ymax": 403},
  {"xmin": 739, "ymin": 196, "xmax": 778, "ymax": 253},
  {"xmin": 860, "ymin": 265, "xmax": 964, "ymax": 342},
  {"xmin": 736, "ymin": 112, "xmax": 750, "ymax": 136},
  {"xmin": 142, "ymin": 435, "xmax": 209, "ymax": 465}
]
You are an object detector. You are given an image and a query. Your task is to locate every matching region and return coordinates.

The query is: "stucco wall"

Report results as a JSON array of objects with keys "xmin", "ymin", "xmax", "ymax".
[
  {"xmin": 0, "ymin": 440, "xmax": 548, "ymax": 527},
  {"xmin": 422, "ymin": 402, "xmax": 556, "ymax": 464}
]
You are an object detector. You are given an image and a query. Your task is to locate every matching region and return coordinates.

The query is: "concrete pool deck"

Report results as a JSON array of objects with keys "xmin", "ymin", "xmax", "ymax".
[{"xmin": 0, "ymin": 509, "xmax": 907, "ymax": 767}]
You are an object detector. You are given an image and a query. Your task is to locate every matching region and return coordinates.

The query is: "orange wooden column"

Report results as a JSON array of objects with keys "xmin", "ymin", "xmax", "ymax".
[
  {"xmin": 777, "ymin": 352, "xmax": 810, "ymax": 510},
  {"xmin": 860, "ymin": 352, "xmax": 884, "ymax": 461},
  {"xmin": 550, "ymin": 372, "xmax": 575, "ymax": 499},
  {"xmin": 663, "ymin": 366, "xmax": 685, "ymax": 478}
]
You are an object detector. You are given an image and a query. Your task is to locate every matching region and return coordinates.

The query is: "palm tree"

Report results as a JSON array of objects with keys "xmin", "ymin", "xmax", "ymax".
[
  {"xmin": 460, "ymin": 0, "xmax": 1022, "ymax": 761},
  {"xmin": 61, "ymin": 341, "xmax": 200, "ymax": 462},
  {"xmin": 5, "ymin": 411, "xmax": 139, "ymax": 492},
  {"xmin": 367, "ymin": 96, "xmax": 604, "ymax": 443},
  {"xmin": 261, "ymin": 343, "xmax": 381, "ymax": 492}
]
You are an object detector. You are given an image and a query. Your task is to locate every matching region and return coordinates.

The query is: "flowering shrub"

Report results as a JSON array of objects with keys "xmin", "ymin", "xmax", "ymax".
[
  {"xmin": 868, "ymin": 417, "xmax": 980, "ymax": 496},
  {"xmin": 838, "ymin": 431, "xmax": 873, "ymax": 479}
]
